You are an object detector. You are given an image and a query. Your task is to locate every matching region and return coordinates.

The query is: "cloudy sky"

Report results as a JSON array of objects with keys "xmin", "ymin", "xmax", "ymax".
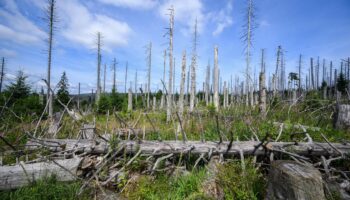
[{"xmin": 0, "ymin": 0, "xmax": 349, "ymax": 94}]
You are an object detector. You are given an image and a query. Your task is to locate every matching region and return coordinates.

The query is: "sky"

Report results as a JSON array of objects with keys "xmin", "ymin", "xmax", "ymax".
[{"xmin": 0, "ymin": 0, "xmax": 349, "ymax": 94}]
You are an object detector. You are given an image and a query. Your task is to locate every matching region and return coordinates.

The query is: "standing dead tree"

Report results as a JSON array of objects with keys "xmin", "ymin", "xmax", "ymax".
[
  {"xmin": 205, "ymin": 60, "xmax": 210, "ymax": 105},
  {"xmin": 178, "ymin": 51, "xmax": 186, "ymax": 118},
  {"xmin": 298, "ymin": 54, "xmax": 302, "ymax": 95},
  {"xmin": 112, "ymin": 58, "xmax": 117, "ymax": 92},
  {"xmin": 45, "ymin": 0, "xmax": 57, "ymax": 118},
  {"xmin": 259, "ymin": 49, "xmax": 267, "ymax": 117},
  {"xmin": 189, "ymin": 19, "xmax": 198, "ymax": 112},
  {"xmin": 146, "ymin": 42, "xmax": 152, "ymax": 109},
  {"xmin": 273, "ymin": 46, "xmax": 282, "ymax": 96},
  {"xmin": 167, "ymin": 6, "xmax": 174, "ymax": 123},
  {"xmin": 242, "ymin": 0, "xmax": 256, "ymax": 106},
  {"xmin": 103, "ymin": 64, "xmax": 106, "ymax": 93},
  {"xmin": 161, "ymin": 50, "xmax": 166, "ymax": 109},
  {"xmin": 214, "ymin": 46, "xmax": 219, "ymax": 111},
  {"xmin": 0, "ymin": 57, "xmax": 4, "ymax": 93},
  {"xmin": 96, "ymin": 32, "xmax": 102, "ymax": 103},
  {"xmin": 124, "ymin": 61, "xmax": 128, "ymax": 94}
]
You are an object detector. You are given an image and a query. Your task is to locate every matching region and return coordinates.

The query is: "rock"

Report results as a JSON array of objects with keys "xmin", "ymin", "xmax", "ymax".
[
  {"xmin": 266, "ymin": 160, "xmax": 326, "ymax": 200},
  {"xmin": 334, "ymin": 104, "xmax": 350, "ymax": 130}
]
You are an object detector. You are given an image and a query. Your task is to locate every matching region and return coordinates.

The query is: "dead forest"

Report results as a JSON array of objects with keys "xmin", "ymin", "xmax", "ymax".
[{"xmin": 1, "ymin": 0, "xmax": 350, "ymax": 199}]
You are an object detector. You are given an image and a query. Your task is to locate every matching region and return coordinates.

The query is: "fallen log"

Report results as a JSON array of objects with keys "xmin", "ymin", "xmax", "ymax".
[
  {"xmin": 0, "ymin": 157, "xmax": 82, "ymax": 190},
  {"xmin": 26, "ymin": 139, "xmax": 350, "ymax": 157}
]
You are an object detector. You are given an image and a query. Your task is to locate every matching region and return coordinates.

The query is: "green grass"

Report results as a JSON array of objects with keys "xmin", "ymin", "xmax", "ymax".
[
  {"xmin": 123, "ymin": 168, "xmax": 208, "ymax": 200},
  {"xmin": 0, "ymin": 176, "xmax": 89, "ymax": 200}
]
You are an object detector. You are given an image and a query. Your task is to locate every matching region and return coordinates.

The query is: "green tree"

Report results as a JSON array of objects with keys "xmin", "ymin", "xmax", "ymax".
[
  {"xmin": 55, "ymin": 71, "xmax": 70, "ymax": 107},
  {"xmin": 97, "ymin": 94, "xmax": 110, "ymax": 114},
  {"xmin": 337, "ymin": 72, "xmax": 348, "ymax": 94},
  {"xmin": 5, "ymin": 70, "xmax": 31, "ymax": 100}
]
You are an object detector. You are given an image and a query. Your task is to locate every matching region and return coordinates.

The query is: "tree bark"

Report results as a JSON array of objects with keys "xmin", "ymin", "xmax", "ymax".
[{"xmin": 0, "ymin": 157, "xmax": 82, "ymax": 190}]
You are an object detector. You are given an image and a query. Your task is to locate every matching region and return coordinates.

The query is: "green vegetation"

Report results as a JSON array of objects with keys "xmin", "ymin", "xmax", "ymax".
[{"xmin": 0, "ymin": 176, "xmax": 89, "ymax": 200}]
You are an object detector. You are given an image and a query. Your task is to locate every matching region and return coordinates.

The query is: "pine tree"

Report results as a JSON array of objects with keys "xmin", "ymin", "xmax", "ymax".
[
  {"xmin": 337, "ymin": 72, "xmax": 348, "ymax": 94},
  {"xmin": 6, "ymin": 70, "xmax": 31, "ymax": 100},
  {"xmin": 56, "ymin": 71, "xmax": 70, "ymax": 107}
]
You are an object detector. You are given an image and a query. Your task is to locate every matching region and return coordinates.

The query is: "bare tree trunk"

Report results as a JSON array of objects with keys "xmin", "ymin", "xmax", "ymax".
[
  {"xmin": 46, "ymin": 0, "xmax": 56, "ymax": 118},
  {"xmin": 214, "ymin": 46, "xmax": 219, "ymax": 111},
  {"xmin": 0, "ymin": 57, "xmax": 4, "ymax": 93},
  {"xmin": 178, "ymin": 51, "xmax": 186, "ymax": 118},
  {"xmin": 153, "ymin": 96, "xmax": 156, "ymax": 111},
  {"xmin": 147, "ymin": 42, "xmax": 152, "ymax": 109},
  {"xmin": 186, "ymin": 69, "xmax": 190, "ymax": 105},
  {"xmin": 259, "ymin": 49, "xmax": 266, "ymax": 118},
  {"xmin": 78, "ymin": 82, "xmax": 80, "ymax": 110},
  {"xmin": 96, "ymin": 32, "xmax": 102, "ymax": 103},
  {"xmin": 311, "ymin": 58, "xmax": 315, "ymax": 90},
  {"xmin": 189, "ymin": 19, "xmax": 198, "ymax": 112},
  {"xmin": 205, "ymin": 61, "xmax": 210, "ymax": 105},
  {"xmin": 124, "ymin": 61, "xmax": 128, "ymax": 94},
  {"xmin": 135, "ymin": 69, "xmax": 138, "ymax": 105},
  {"xmin": 128, "ymin": 88, "xmax": 132, "ymax": 111},
  {"xmin": 298, "ymin": 54, "xmax": 302, "ymax": 95},
  {"xmin": 273, "ymin": 46, "xmax": 281, "ymax": 97},
  {"xmin": 103, "ymin": 64, "xmax": 106, "ymax": 93},
  {"xmin": 161, "ymin": 50, "xmax": 166, "ymax": 109},
  {"xmin": 223, "ymin": 81, "xmax": 227, "ymax": 108},
  {"xmin": 167, "ymin": 6, "xmax": 174, "ymax": 122},
  {"xmin": 244, "ymin": 0, "xmax": 254, "ymax": 106},
  {"xmin": 112, "ymin": 58, "xmax": 117, "ymax": 92}
]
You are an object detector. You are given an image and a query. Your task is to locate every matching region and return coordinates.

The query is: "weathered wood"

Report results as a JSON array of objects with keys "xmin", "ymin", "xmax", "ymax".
[
  {"xmin": 26, "ymin": 139, "xmax": 350, "ymax": 157},
  {"xmin": 334, "ymin": 104, "xmax": 350, "ymax": 130},
  {"xmin": 0, "ymin": 157, "xmax": 82, "ymax": 190},
  {"xmin": 266, "ymin": 160, "xmax": 325, "ymax": 200}
]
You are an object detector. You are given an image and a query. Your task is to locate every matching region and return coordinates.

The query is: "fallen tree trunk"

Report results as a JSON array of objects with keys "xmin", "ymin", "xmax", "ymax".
[
  {"xmin": 26, "ymin": 139, "xmax": 350, "ymax": 157},
  {"xmin": 0, "ymin": 157, "xmax": 82, "ymax": 190}
]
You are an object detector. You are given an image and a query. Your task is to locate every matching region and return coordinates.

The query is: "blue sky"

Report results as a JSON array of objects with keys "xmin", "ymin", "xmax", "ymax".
[{"xmin": 0, "ymin": 0, "xmax": 349, "ymax": 94}]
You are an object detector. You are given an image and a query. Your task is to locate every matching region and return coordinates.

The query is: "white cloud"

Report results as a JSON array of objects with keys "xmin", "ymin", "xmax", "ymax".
[
  {"xmin": 58, "ymin": 0, "xmax": 132, "ymax": 51},
  {"xmin": 98, "ymin": 0, "xmax": 157, "ymax": 10},
  {"xmin": 0, "ymin": 48, "xmax": 17, "ymax": 57},
  {"xmin": 158, "ymin": 0, "xmax": 205, "ymax": 35},
  {"xmin": 0, "ymin": 0, "xmax": 45, "ymax": 45},
  {"xmin": 210, "ymin": 0, "xmax": 233, "ymax": 36}
]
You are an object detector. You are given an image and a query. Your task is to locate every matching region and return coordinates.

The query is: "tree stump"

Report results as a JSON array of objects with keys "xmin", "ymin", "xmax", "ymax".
[
  {"xmin": 334, "ymin": 104, "xmax": 350, "ymax": 130},
  {"xmin": 266, "ymin": 160, "xmax": 325, "ymax": 200}
]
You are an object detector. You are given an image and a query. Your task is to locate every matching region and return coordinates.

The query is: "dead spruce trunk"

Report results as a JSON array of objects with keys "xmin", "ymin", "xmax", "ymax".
[
  {"xmin": 266, "ymin": 160, "xmax": 325, "ymax": 200},
  {"xmin": 0, "ymin": 157, "xmax": 82, "ymax": 190},
  {"xmin": 334, "ymin": 104, "xmax": 350, "ymax": 130},
  {"xmin": 214, "ymin": 46, "xmax": 219, "ymax": 111},
  {"xmin": 26, "ymin": 139, "xmax": 350, "ymax": 157}
]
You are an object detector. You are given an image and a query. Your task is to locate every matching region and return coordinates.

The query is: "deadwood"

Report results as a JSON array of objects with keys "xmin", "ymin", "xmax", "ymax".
[{"xmin": 26, "ymin": 139, "xmax": 350, "ymax": 157}]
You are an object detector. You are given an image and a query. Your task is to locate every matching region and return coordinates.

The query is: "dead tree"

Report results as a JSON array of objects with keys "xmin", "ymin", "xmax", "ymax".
[
  {"xmin": 273, "ymin": 46, "xmax": 282, "ymax": 96},
  {"xmin": 135, "ymin": 69, "xmax": 138, "ymax": 104},
  {"xmin": 103, "ymin": 64, "xmax": 106, "ymax": 93},
  {"xmin": 96, "ymin": 32, "xmax": 102, "ymax": 103},
  {"xmin": 178, "ymin": 51, "xmax": 186, "ymax": 118},
  {"xmin": 205, "ymin": 60, "xmax": 210, "ymax": 105},
  {"xmin": 259, "ymin": 49, "xmax": 266, "ymax": 117},
  {"xmin": 310, "ymin": 58, "xmax": 315, "ymax": 90},
  {"xmin": 128, "ymin": 88, "xmax": 132, "ymax": 111},
  {"xmin": 45, "ymin": 0, "xmax": 57, "ymax": 118},
  {"xmin": 112, "ymin": 58, "xmax": 117, "ymax": 92},
  {"xmin": 146, "ymin": 42, "xmax": 152, "ymax": 109},
  {"xmin": 77, "ymin": 82, "xmax": 80, "ymax": 110},
  {"xmin": 124, "ymin": 61, "xmax": 128, "ymax": 94},
  {"xmin": 214, "ymin": 46, "xmax": 219, "ymax": 111},
  {"xmin": 161, "ymin": 50, "xmax": 166, "ymax": 109},
  {"xmin": 167, "ymin": 6, "xmax": 174, "ymax": 123},
  {"xmin": 242, "ymin": 0, "xmax": 256, "ymax": 106},
  {"xmin": 298, "ymin": 54, "xmax": 302, "ymax": 95},
  {"xmin": 189, "ymin": 19, "xmax": 198, "ymax": 112},
  {"xmin": 0, "ymin": 57, "xmax": 4, "ymax": 93}
]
